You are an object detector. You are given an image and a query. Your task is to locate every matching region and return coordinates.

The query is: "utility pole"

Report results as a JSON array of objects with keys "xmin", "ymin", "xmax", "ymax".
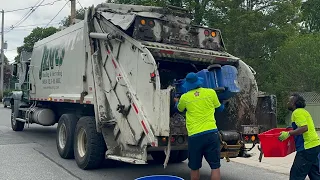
[
  {"xmin": 0, "ymin": 10, "xmax": 4, "ymax": 101},
  {"xmin": 70, "ymin": 0, "xmax": 76, "ymax": 25}
]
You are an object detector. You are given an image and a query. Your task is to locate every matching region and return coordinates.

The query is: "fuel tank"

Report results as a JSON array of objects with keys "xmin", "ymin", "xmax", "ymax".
[{"xmin": 31, "ymin": 108, "xmax": 56, "ymax": 126}]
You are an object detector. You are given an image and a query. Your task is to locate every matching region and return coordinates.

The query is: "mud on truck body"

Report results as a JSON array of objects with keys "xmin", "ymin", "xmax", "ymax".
[{"xmin": 11, "ymin": 3, "xmax": 276, "ymax": 170}]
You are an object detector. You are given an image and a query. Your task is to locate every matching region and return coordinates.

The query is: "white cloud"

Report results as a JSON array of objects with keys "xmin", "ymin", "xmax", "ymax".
[{"xmin": 1, "ymin": 0, "xmax": 105, "ymax": 63}]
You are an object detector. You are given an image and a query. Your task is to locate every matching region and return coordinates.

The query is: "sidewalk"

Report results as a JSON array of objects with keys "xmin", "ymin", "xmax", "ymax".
[
  {"xmin": 230, "ymin": 144, "xmax": 295, "ymax": 175},
  {"xmin": 230, "ymin": 132, "xmax": 320, "ymax": 177}
]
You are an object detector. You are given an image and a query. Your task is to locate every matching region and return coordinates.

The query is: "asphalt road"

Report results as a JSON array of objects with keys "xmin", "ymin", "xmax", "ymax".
[{"xmin": 0, "ymin": 104, "xmax": 289, "ymax": 180}]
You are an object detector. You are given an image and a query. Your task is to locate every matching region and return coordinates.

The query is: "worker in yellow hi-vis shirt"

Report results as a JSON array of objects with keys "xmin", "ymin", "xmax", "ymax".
[
  {"xmin": 174, "ymin": 72, "xmax": 225, "ymax": 180},
  {"xmin": 279, "ymin": 93, "xmax": 320, "ymax": 180}
]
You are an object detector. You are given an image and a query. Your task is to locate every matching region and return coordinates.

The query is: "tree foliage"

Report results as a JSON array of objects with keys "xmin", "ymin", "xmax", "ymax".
[
  {"xmin": 15, "ymin": 27, "xmax": 58, "ymax": 62},
  {"xmin": 60, "ymin": 8, "xmax": 87, "ymax": 27},
  {"xmin": 301, "ymin": 0, "xmax": 320, "ymax": 33}
]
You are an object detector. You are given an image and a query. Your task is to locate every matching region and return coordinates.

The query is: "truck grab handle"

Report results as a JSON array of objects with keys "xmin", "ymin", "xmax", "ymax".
[{"xmin": 89, "ymin": 32, "xmax": 115, "ymax": 40}]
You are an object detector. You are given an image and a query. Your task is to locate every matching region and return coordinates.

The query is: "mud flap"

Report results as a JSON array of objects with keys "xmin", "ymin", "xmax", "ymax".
[
  {"xmin": 258, "ymin": 144, "xmax": 263, "ymax": 162},
  {"xmin": 163, "ymin": 134, "xmax": 172, "ymax": 169}
]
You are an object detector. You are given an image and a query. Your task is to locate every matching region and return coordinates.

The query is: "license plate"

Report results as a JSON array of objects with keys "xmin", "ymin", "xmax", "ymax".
[{"xmin": 242, "ymin": 125, "xmax": 259, "ymax": 134}]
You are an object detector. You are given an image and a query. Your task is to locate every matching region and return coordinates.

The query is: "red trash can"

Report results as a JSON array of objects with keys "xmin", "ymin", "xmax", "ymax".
[{"xmin": 258, "ymin": 128, "xmax": 296, "ymax": 157}]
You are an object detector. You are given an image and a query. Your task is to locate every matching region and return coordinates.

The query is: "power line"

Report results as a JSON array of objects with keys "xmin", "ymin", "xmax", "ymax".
[
  {"xmin": 65, "ymin": 0, "xmax": 71, "ymax": 7},
  {"xmin": 6, "ymin": 0, "xmax": 46, "ymax": 33},
  {"xmin": 77, "ymin": 0, "xmax": 84, "ymax": 9},
  {"xmin": 5, "ymin": 25, "xmax": 60, "ymax": 32},
  {"xmin": 1, "ymin": 22, "xmax": 61, "ymax": 34},
  {"xmin": 5, "ymin": 0, "xmax": 64, "ymax": 13},
  {"xmin": 45, "ymin": 1, "xmax": 69, "ymax": 28},
  {"xmin": 9, "ymin": 3, "xmax": 38, "ymax": 30},
  {"xmin": 5, "ymin": 21, "xmax": 60, "ymax": 29}
]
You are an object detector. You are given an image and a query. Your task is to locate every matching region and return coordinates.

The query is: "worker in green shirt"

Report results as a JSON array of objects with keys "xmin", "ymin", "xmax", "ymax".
[
  {"xmin": 174, "ymin": 72, "xmax": 224, "ymax": 180},
  {"xmin": 279, "ymin": 93, "xmax": 320, "ymax": 180}
]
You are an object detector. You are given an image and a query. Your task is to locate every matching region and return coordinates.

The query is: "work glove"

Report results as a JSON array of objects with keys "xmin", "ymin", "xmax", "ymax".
[{"xmin": 278, "ymin": 131, "xmax": 290, "ymax": 141}]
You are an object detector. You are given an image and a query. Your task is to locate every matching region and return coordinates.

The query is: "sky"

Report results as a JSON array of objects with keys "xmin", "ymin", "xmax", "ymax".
[{"xmin": 1, "ymin": 0, "xmax": 105, "ymax": 63}]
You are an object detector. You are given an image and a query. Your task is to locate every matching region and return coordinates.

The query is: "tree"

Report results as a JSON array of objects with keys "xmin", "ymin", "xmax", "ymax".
[
  {"xmin": 15, "ymin": 27, "xmax": 58, "ymax": 62},
  {"xmin": 261, "ymin": 33, "xmax": 320, "ymax": 123},
  {"xmin": 114, "ymin": 0, "xmax": 212, "ymax": 25},
  {"xmin": 301, "ymin": 0, "xmax": 320, "ymax": 33},
  {"xmin": 60, "ymin": 8, "xmax": 86, "ymax": 27}
]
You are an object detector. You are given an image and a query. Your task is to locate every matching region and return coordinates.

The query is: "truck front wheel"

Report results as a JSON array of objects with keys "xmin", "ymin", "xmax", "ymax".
[
  {"xmin": 11, "ymin": 105, "xmax": 24, "ymax": 131},
  {"xmin": 56, "ymin": 114, "xmax": 78, "ymax": 159},
  {"xmin": 74, "ymin": 116, "xmax": 106, "ymax": 170}
]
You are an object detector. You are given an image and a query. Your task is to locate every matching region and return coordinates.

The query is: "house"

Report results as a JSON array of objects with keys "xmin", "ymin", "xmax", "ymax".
[{"xmin": 299, "ymin": 92, "xmax": 320, "ymax": 129}]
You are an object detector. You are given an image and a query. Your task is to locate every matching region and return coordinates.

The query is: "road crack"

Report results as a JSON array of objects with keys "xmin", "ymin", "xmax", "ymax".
[{"xmin": 33, "ymin": 148, "xmax": 82, "ymax": 180}]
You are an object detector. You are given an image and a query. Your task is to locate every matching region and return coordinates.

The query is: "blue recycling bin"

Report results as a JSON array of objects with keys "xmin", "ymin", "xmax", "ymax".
[
  {"xmin": 135, "ymin": 175, "xmax": 184, "ymax": 180},
  {"xmin": 196, "ymin": 69, "xmax": 223, "ymax": 89},
  {"xmin": 173, "ymin": 65, "xmax": 240, "ymax": 101}
]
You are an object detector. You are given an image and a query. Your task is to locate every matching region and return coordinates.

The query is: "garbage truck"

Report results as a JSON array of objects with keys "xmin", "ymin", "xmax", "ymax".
[{"xmin": 10, "ymin": 3, "xmax": 277, "ymax": 170}]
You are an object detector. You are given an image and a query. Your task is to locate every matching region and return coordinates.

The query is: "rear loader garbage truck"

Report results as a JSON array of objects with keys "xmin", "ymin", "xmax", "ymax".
[{"xmin": 10, "ymin": 3, "xmax": 277, "ymax": 170}]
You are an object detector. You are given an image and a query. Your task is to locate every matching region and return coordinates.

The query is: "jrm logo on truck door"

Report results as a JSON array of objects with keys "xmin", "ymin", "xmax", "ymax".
[
  {"xmin": 39, "ymin": 45, "xmax": 65, "ymax": 80},
  {"xmin": 39, "ymin": 45, "xmax": 65, "ymax": 90}
]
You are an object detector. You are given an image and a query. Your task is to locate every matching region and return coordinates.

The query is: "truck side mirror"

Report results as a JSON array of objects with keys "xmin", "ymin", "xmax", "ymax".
[{"xmin": 13, "ymin": 64, "xmax": 17, "ymax": 77}]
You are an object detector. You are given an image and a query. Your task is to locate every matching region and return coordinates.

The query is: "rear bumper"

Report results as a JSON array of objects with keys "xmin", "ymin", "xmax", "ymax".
[{"xmin": 148, "ymin": 131, "xmax": 245, "ymax": 160}]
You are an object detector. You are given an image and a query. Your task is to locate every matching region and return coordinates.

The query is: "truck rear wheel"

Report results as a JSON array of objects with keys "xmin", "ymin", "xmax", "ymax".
[
  {"xmin": 11, "ymin": 105, "xmax": 24, "ymax": 131},
  {"xmin": 74, "ymin": 116, "xmax": 106, "ymax": 170},
  {"xmin": 56, "ymin": 114, "xmax": 78, "ymax": 159},
  {"xmin": 151, "ymin": 150, "xmax": 188, "ymax": 163}
]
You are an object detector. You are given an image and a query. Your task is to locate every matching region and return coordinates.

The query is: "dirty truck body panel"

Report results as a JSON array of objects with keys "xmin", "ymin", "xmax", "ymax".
[{"xmin": 10, "ymin": 3, "xmax": 274, "ymax": 169}]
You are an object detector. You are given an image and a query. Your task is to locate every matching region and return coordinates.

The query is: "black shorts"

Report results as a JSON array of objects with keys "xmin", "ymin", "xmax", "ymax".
[
  {"xmin": 290, "ymin": 145, "xmax": 320, "ymax": 180},
  {"xmin": 188, "ymin": 131, "xmax": 221, "ymax": 170}
]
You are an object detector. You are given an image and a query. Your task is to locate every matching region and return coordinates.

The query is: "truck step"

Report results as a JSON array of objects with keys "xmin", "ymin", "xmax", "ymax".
[
  {"xmin": 99, "ymin": 119, "xmax": 116, "ymax": 127},
  {"xmin": 18, "ymin": 108, "xmax": 30, "ymax": 112},
  {"xmin": 106, "ymin": 154, "xmax": 147, "ymax": 164}
]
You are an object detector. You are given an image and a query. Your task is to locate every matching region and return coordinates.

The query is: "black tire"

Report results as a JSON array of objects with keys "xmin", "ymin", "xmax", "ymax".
[
  {"xmin": 56, "ymin": 114, "xmax": 78, "ymax": 159},
  {"xmin": 74, "ymin": 116, "xmax": 106, "ymax": 170},
  {"xmin": 11, "ymin": 105, "xmax": 24, "ymax": 131},
  {"xmin": 208, "ymin": 64, "xmax": 221, "ymax": 71},
  {"xmin": 151, "ymin": 150, "xmax": 188, "ymax": 163}
]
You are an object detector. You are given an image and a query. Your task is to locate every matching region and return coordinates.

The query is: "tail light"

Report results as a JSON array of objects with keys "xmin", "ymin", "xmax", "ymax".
[
  {"xmin": 148, "ymin": 20, "xmax": 155, "ymax": 27},
  {"xmin": 211, "ymin": 31, "xmax": 216, "ymax": 37},
  {"xmin": 150, "ymin": 72, "xmax": 156, "ymax": 78},
  {"xmin": 162, "ymin": 137, "xmax": 167, "ymax": 142},
  {"xmin": 204, "ymin": 30, "xmax": 210, "ymax": 36},
  {"xmin": 204, "ymin": 29, "xmax": 217, "ymax": 37},
  {"xmin": 140, "ymin": 19, "xmax": 146, "ymax": 25},
  {"xmin": 170, "ymin": 137, "xmax": 175, "ymax": 143},
  {"xmin": 251, "ymin": 135, "xmax": 256, "ymax": 142},
  {"xmin": 140, "ymin": 19, "xmax": 155, "ymax": 28}
]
